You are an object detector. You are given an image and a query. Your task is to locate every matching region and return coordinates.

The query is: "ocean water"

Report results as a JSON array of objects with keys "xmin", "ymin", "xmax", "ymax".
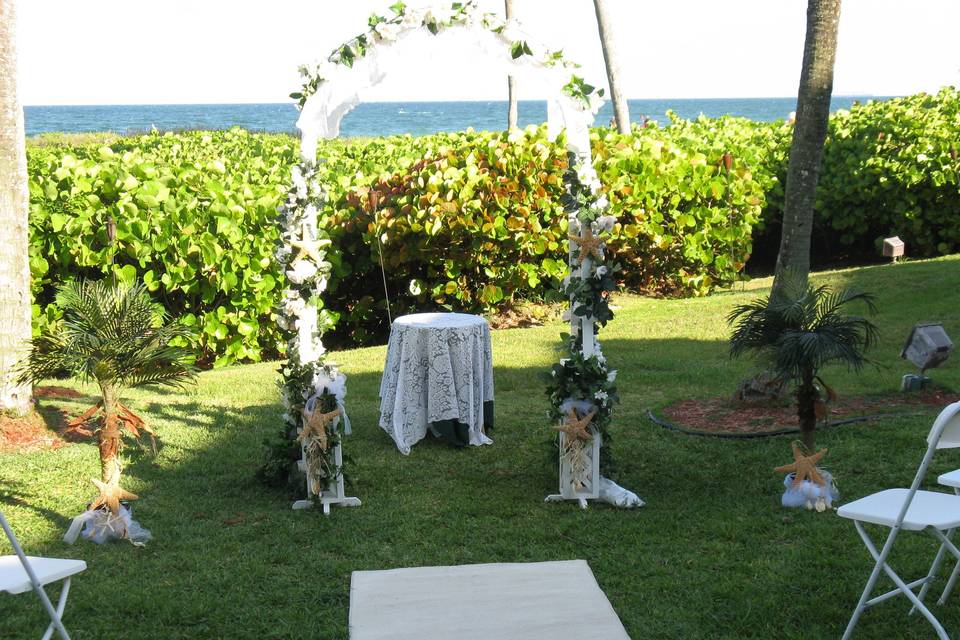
[{"xmin": 24, "ymin": 97, "xmax": 892, "ymax": 138}]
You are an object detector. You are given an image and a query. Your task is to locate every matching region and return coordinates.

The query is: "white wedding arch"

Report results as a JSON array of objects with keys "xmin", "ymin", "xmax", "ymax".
[{"xmin": 276, "ymin": 0, "xmax": 641, "ymax": 513}]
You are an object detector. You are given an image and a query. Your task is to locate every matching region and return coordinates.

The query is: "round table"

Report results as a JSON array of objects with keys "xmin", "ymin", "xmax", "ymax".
[{"xmin": 378, "ymin": 313, "xmax": 494, "ymax": 454}]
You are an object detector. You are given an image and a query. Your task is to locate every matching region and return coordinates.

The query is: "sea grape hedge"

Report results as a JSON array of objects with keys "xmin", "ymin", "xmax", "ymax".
[
  {"xmin": 25, "ymin": 88, "xmax": 960, "ymax": 362},
  {"xmin": 590, "ymin": 121, "xmax": 770, "ymax": 294},
  {"xmin": 815, "ymin": 88, "xmax": 960, "ymax": 256},
  {"xmin": 316, "ymin": 125, "xmax": 766, "ymax": 343},
  {"xmin": 27, "ymin": 129, "xmax": 295, "ymax": 365},
  {"xmin": 27, "ymin": 126, "xmax": 763, "ymax": 358},
  {"xmin": 314, "ymin": 129, "xmax": 571, "ymax": 345},
  {"xmin": 752, "ymin": 87, "xmax": 960, "ymax": 259}
]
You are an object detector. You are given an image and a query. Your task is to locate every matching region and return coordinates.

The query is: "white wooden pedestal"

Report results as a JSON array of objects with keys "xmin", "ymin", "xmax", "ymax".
[
  {"xmin": 291, "ymin": 438, "xmax": 361, "ymax": 515},
  {"xmin": 546, "ymin": 431, "xmax": 602, "ymax": 509}
]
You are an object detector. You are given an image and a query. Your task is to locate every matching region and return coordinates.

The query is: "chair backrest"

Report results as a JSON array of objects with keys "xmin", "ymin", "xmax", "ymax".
[
  {"xmin": 0, "ymin": 511, "xmax": 44, "ymax": 591},
  {"xmin": 928, "ymin": 401, "xmax": 960, "ymax": 450},
  {"xmin": 889, "ymin": 402, "xmax": 960, "ymax": 530}
]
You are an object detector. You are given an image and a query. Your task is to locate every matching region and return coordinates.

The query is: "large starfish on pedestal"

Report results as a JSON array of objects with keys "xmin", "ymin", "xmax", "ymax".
[
  {"xmin": 775, "ymin": 442, "xmax": 828, "ymax": 488},
  {"xmin": 89, "ymin": 478, "xmax": 139, "ymax": 514},
  {"xmin": 568, "ymin": 225, "xmax": 604, "ymax": 263},
  {"xmin": 555, "ymin": 408, "xmax": 597, "ymax": 442},
  {"xmin": 290, "ymin": 223, "xmax": 328, "ymax": 265},
  {"xmin": 298, "ymin": 405, "xmax": 341, "ymax": 451}
]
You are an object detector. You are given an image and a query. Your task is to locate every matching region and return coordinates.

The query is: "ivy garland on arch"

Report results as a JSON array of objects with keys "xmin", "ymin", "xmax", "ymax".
[
  {"xmin": 546, "ymin": 157, "xmax": 621, "ymax": 478},
  {"xmin": 273, "ymin": 0, "xmax": 640, "ymax": 510},
  {"xmin": 289, "ymin": 2, "xmax": 605, "ymax": 112}
]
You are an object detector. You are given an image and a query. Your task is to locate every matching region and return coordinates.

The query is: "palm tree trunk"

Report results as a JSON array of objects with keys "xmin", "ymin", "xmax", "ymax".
[
  {"xmin": 505, "ymin": 0, "xmax": 518, "ymax": 130},
  {"xmin": 797, "ymin": 372, "xmax": 818, "ymax": 451},
  {"xmin": 0, "ymin": 0, "xmax": 32, "ymax": 416},
  {"xmin": 772, "ymin": 0, "xmax": 842, "ymax": 294},
  {"xmin": 592, "ymin": 0, "xmax": 630, "ymax": 134},
  {"xmin": 98, "ymin": 382, "xmax": 123, "ymax": 484}
]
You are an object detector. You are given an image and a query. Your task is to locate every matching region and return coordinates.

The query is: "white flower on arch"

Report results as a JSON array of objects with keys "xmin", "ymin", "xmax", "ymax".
[
  {"xmin": 286, "ymin": 259, "xmax": 318, "ymax": 285},
  {"xmin": 374, "ymin": 21, "xmax": 401, "ymax": 42}
]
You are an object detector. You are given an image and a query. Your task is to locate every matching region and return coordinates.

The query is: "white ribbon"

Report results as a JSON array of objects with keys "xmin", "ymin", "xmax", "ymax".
[{"xmin": 337, "ymin": 400, "xmax": 352, "ymax": 435}]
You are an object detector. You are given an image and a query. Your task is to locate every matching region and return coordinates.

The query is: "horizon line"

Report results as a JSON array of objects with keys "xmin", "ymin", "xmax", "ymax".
[{"xmin": 23, "ymin": 95, "xmax": 894, "ymax": 109}]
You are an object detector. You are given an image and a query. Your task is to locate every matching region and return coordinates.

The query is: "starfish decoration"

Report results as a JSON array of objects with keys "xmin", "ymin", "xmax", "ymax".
[
  {"xmin": 568, "ymin": 225, "xmax": 604, "ymax": 263},
  {"xmin": 555, "ymin": 408, "xmax": 597, "ymax": 442},
  {"xmin": 290, "ymin": 223, "xmax": 328, "ymax": 265},
  {"xmin": 89, "ymin": 510, "xmax": 127, "ymax": 540},
  {"xmin": 89, "ymin": 478, "xmax": 139, "ymax": 515},
  {"xmin": 775, "ymin": 442, "xmax": 828, "ymax": 488},
  {"xmin": 298, "ymin": 405, "xmax": 341, "ymax": 452}
]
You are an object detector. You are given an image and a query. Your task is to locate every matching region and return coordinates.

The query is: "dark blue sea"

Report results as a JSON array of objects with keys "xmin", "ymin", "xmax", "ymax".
[{"xmin": 24, "ymin": 97, "xmax": 893, "ymax": 137}]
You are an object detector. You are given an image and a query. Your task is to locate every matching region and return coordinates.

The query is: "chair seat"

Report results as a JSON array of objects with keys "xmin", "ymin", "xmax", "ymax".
[
  {"xmin": 0, "ymin": 556, "xmax": 87, "ymax": 595},
  {"xmin": 837, "ymin": 488, "xmax": 960, "ymax": 531},
  {"xmin": 939, "ymin": 469, "xmax": 960, "ymax": 489}
]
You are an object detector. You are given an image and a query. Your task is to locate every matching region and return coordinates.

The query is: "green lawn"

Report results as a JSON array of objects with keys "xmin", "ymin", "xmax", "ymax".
[{"xmin": 2, "ymin": 256, "xmax": 959, "ymax": 639}]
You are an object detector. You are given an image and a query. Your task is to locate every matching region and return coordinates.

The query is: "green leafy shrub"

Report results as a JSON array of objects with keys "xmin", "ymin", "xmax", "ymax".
[
  {"xmin": 27, "ymin": 128, "xmax": 296, "ymax": 366},
  {"xmin": 591, "ymin": 119, "xmax": 769, "ymax": 295},
  {"xmin": 816, "ymin": 88, "xmax": 960, "ymax": 256},
  {"xmin": 23, "ymin": 125, "xmax": 775, "ymax": 354},
  {"xmin": 755, "ymin": 88, "xmax": 960, "ymax": 259},
  {"xmin": 308, "ymin": 124, "xmax": 766, "ymax": 344},
  {"xmin": 314, "ymin": 127, "xmax": 571, "ymax": 345}
]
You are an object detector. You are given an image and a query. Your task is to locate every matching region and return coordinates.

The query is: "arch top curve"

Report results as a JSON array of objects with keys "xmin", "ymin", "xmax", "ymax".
[{"xmin": 293, "ymin": 1, "xmax": 606, "ymax": 161}]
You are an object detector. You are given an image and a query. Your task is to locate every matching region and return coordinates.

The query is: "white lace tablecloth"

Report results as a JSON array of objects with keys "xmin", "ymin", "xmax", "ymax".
[{"xmin": 378, "ymin": 313, "xmax": 494, "ymax": 454}]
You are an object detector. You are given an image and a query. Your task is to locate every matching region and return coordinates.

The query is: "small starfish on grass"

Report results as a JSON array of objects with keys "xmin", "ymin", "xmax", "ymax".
[
  {"xmin": 775, "ymin": 442, "xmax": 828, "ymax": 488},
  {"xmin": 568, "ymin": 225, "xmax": 604, "ymax": 263},
  {"xmin": 89, "ymin": 478, "xmax": 139, "ymax": 514},
  {"xmin": 555, "ymin": 408, "xmax": 597, "ymax": 442},
  {"xmin": 298, "ymin": 405, "xmax": 341, "ymax": 451}
]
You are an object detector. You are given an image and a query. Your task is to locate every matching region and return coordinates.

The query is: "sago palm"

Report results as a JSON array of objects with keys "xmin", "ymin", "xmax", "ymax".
[
  {"xmin": 18, "ymin": 279, "xmax": 196, "ymax": 513},
  {"xmin": 728, "ymin": 278, "xmax": 879, "ymax": 451}
]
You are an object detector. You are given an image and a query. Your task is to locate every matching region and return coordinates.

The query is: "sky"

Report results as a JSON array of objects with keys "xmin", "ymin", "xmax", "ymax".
[{"xmin": 16, "ymin": 0, "xmax": 960, "ymax": 106}]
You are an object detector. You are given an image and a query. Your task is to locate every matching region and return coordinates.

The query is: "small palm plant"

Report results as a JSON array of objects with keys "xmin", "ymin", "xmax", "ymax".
[
  {"xmin": 728, "ymin": 278, "xmax": 879, "ymax": 451},
  {"xmin": 18, "ymin": 279, "xmax": 196, "ymax": 513}
]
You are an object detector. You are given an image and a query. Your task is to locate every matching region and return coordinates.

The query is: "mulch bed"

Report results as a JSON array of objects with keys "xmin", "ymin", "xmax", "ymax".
[
  {"xmin": 660, "ymin": 388, "xmax": 960, "ymax": 436},
  {"xmin": 0, "ymin": 410, "xmax": 65, "ymax": 452},
  {"xmin": 32, "ymin": 385, "xmax": 84, "ymax": 399},
  {"xmin": 0, "ymin": 386, "xmax": 89, "ymax": 453}
]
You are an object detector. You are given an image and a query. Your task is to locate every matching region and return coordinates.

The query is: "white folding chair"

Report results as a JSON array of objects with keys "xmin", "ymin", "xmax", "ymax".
[
  {"xmin": 838, "ymin": 401, "xmax": 960, "ymax": 640},
  {"xmin": 916, "ymin": 469, "xmax": 960, "ymax": 612},
  {"xmin": 0, "ymin": 512, "xmax": 86, "ymax": 640}
]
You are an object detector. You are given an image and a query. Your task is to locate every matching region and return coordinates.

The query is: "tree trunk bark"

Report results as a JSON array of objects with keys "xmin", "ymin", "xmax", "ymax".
[
  {"xmin": 505, "ymin": 0, "xmax": 518, "ymax": 130},
  {"xmin": 772, "ymin": 0, "xmax": 842, "ymax": 294},
  {"xmin": 98, "ymin": 383, "xmax": 123, "ymax": 485},
  {"xmin": 592, "ymin": 0, "xmax": 630, "ymax": 134},
  {"xmin": 797, "ymin": 372, "xmax": 818, "ymax": 452},
  {"xmin": 0, "ymin": 0, "xmax": 32, "ymax": 416}
]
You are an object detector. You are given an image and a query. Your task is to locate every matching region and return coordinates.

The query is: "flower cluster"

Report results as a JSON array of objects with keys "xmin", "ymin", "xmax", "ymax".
[
  {"xmin": 562, "ymin": 158, "xmax": 620, "ymax": 328},
  {"xmin": 546, "ymin": 342, "xmax": 619, "ymax": 476},
  {"xmin": 289, "ymin": 1, "xmax": 603, "ymax": 113},
  {"xmin": 564, "ymin": 259, "xmax": 619, "ymax": 328}
]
